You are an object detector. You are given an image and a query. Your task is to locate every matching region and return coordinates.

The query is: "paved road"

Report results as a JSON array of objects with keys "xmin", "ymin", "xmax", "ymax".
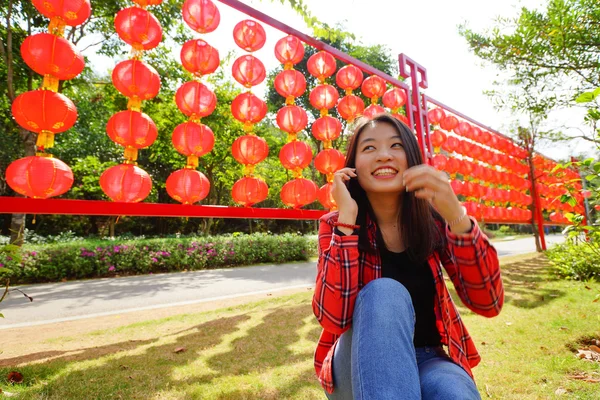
[{"xmin": 0, "ymin": 234, "xmax": 565, "ymax": 329}]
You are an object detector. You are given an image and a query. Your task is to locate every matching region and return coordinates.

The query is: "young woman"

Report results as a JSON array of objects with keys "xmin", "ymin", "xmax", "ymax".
[{"xmin": 312, "ymin": 114, "xmax": 503, "ymax": 399}]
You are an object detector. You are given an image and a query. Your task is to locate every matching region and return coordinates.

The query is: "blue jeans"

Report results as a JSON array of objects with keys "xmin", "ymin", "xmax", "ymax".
[{"xmin": 325, "ymin": 278, "xmax": 481, "ymax": 400}]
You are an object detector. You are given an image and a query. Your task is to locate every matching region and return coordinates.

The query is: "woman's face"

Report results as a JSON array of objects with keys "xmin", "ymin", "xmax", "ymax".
[{"xmin": 354, "ymin": 122, "xmax": 409, "ymax": 195}]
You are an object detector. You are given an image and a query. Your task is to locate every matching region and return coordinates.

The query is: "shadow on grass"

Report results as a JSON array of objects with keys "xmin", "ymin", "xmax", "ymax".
[
  {"xmin": 450, "ymin": 254, "xmax": 565, "ymax": 312},
  {"xmin": 1, "ymin": 304, "xmax": 322, "ymax": 399}
]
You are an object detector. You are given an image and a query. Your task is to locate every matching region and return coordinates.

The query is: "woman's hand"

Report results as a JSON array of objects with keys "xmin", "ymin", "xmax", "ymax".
[
  {"xmin": 331, "ymin": 167, "xmax": 359, "ymax": 224},
  {"xmin": 403, "ymin": 165, "xmax": 465, "ymax": 225}
]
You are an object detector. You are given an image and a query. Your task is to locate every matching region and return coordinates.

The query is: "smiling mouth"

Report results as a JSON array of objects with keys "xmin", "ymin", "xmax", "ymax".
[{"xmin": 372, "ymin": 167, "xmax": 398, "ymax": 176}]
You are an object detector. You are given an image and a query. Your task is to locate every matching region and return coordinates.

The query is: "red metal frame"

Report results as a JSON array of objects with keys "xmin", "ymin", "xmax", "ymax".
[
  {"xmin": 0, "ymin": 197, "xmax": 327, "ymax": 220},
  {"xmin": 0, "ymin": 0, "xmax": 571, "ymax": 237}
]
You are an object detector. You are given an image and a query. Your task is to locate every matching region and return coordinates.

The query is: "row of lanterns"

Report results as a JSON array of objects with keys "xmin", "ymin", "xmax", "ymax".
[
  {"xmin": 6, "ymin": 0, "xmax": 90, "ymax": 198},
  {"xmin": 166, "ymin": 0, "xmax": 221, "ymax": 205},
  {"xmin": 7, "ymin": 1, "xmax": 582, "ymax": 223},
  {"xmin": 274, "ymin": 36, "xmax": 319, "ymax": 209},
  {"xmin": 99, "ymin": 0, "xmax": 164, "ymax": 202}
]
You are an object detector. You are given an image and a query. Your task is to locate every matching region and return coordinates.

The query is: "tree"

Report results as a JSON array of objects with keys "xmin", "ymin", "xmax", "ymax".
[{"xmin": 459, "ymin": 0, "xmax": 600, "ymax": 145}]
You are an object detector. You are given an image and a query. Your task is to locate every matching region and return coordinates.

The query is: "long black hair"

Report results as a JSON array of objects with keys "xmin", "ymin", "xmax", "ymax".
[{"xmin": 344, "ymin": 114, "xmax": 444, "ymax": 263}]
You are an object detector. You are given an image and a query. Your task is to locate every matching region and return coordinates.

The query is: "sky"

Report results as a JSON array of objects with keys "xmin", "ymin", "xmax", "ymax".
[{"xmin": 83, "ymin": 0, "xmax": 593, "ymax": 161}]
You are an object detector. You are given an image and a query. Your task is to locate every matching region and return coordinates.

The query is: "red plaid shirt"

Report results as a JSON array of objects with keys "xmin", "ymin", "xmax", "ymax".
[{"xmin": 312, "ymin": 211, "xmax": 504, "ymax": 394}]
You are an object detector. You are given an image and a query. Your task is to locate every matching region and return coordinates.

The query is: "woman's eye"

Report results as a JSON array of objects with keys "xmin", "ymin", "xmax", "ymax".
[
  {"xmin": 392, "ymin": 143, "xmax": 404, "ymax": 148},
  {"xmin": 363, "ymin": 145, "xmax": 375, "ymax": 151}
]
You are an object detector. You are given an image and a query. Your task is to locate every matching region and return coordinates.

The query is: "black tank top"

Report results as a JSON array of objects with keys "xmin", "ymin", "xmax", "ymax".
[{"xmin": 380, "ymin": 248, "xmax": 441, "ymax": 347}]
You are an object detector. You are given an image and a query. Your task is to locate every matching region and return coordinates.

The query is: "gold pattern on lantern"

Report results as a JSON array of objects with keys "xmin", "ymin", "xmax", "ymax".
[
  {"xmin": 320, "ymin": 109, "xmax": 328, "ymax": 117},
  {"xmin": 243, "ymin": 164, "xmax": 255, "ymax": 177},
  {"xmin": 186, "ymin": 155, "xmax": 199, "ymax": 168},
  {"xmin": 284, "ymin": 62, "xmax": 293, "ymax": 70},
  {"xmin": 127, "ymin": 97, "xmax": 142, "ymax": 111},
  {"xmin": 285, "ymin": 95, "xmax": 295, "ymax": 105},
  {"xmin": 124, "ymin": 146, "xmax": 139, "ymax": 161},
  {"xmin": 42, "ymin": 75, "xmax": 59, "ymax": 92},
  {"xmin": 243, "ymin": 122, "xmax": 254, "ymax": 133},
  {"xmin": 36, "ymin": 131, "xmax": 55, "ymax": 149},
  {"xmin": 323, "ymin": 140, "xmax": 332, "ymax": 149},
  {"xmin": 48, "ymin": 16, "xmax": 66, "ymax": 36},
  {"xmin": 371, "ymin": 96, "xmax": 378, "ymax": 104},
  {"xmin": 292, "ymin": 168, "xmax": 303, "ymax": 179}
]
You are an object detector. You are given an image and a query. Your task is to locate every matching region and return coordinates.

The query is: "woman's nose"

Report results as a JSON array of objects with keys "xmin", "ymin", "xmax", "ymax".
[{"xmin": 375, "ymin": 148, "xmax": 392, "ymax": 161}]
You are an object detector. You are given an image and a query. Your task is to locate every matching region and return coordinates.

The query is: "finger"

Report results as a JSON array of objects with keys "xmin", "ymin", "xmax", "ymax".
[
  {"xmin": 405, "ymin": 175, "xmax": 446, "ymax": 193},
  {"xmin": 414, "ymin": 188, "xmax": 436, "ymax": 202},
  {"xmin": 402, "ymin": 164, "xmax": 432, "ymax": 181}
]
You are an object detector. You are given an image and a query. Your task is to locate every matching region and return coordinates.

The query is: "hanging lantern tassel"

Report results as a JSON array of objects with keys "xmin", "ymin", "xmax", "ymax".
[{"xmin": 36, "ymin": 130, "xmax": 55, "ymax": 149}]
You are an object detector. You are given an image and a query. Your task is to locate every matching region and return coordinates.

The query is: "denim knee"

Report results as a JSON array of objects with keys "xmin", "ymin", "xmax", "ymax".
[{"xmin": 355, "ymin": 278, "xmax": 415, "ymax": 322}]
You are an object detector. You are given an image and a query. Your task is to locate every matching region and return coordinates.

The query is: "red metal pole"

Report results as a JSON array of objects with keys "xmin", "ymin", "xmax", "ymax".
[{"xmin": 398, "ymin": 54, "xmax": 431, "ymax": 164}]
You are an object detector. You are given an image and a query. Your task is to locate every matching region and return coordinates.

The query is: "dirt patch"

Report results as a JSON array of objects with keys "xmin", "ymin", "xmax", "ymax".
[{"xmin": 0, "ymin": 286, "xmax": 312, "ymax": 367}]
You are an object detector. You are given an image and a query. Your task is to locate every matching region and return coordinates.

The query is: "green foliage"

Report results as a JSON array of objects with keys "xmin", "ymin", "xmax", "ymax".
[
  {"xmin": 0, "ymin": 233, "xmax": 316, "ymax": 284},
  {"xmin": 546, "ymin": 242, "xmax": 600, "ymax": 280}
]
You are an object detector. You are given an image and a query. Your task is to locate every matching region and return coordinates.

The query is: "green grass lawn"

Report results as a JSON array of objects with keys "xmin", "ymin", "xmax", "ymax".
[{"xmin": 1, "ymin": 253, "xmax": 599, "ymax": 399}]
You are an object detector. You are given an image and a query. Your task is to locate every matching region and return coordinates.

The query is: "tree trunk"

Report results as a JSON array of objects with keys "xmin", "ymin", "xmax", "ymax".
[
  {"xmin": 527, "ymin": 152, "xmax": 542, "ymax": 252},
  {"xmin": 9, "ymin": 128, "xmax": 36, "ymax": 246},
  {"xmin": 109, "ymin": 218, "xmax": 115, "ymax": 237}
]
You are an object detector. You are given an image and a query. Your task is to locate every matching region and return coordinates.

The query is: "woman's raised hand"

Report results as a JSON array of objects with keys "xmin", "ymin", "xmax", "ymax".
[{"xmin": 331, "ymin": 167, "xmax": 358, "ymax": 223}]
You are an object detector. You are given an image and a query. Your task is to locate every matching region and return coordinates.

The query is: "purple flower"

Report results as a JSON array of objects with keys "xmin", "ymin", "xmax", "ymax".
[
  {"xmin": 229, "ymin": 251, "xmax": 235, "ymax": 255},
  {"xmin": 31, "ymin": 251, "xmax": 37, "ymax": 256},
  {"xmin": 108, "ymin": 266, "xmax": 116, "ymax": 272},
  {"xmin": 7, "ymin": 256, "xmax": 12, "ymax": 261},
  {"xmin": 151, "ymin": 258, "xmax": 158, "ymax": 263},
  {"xmin": 96, "ymin": 247, "xmax": 102, "ymax": 251},
  {"xmin": 113, "ymin": 246, "xmax": 120, "ymax": 253},
  {"xmin": 0, "ymin": 263, "xmax": 4, "ymax": 268}
]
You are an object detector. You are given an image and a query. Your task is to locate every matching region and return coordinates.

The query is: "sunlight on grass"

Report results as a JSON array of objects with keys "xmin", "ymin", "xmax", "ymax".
[{"xmin": 2, "ymin": 254, "xmax": 600, "ymax": 399}]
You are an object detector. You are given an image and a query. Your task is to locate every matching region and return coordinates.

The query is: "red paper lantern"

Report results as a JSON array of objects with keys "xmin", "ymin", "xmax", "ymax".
[
  {"xmin": 479, "ymin": 130, "xmax": 491, "ymax": 145},
  {"xmin": 32, "ymin": 0, "xmax": 92, "ymax": 26},
  {"xmin": 336, "ymin": 65, "xmax": 363, "ymax": 91},
  {"xmin": 432, "ymin": 154, "xmax": 447, "ymax": 170},
  {"xmin": 231, "ymin": 92, "xmax": 267, "ymax": 125},
  {"xmin": 175, "ymin": 81, "xmax": 217, "ymax": 119},
  {"xmin": 21, "ymin": 33, "xmax": 85, "ymax": 80},
  {"xmin": 172, "ymin": 121, "xmax": 215, "ymax": 157},
  {"xmin": 274, "ymin": 69, "xmax": 306, "ymax": 99},
  {"xmin": 11, "ymin": 90, "xmax": 77, "ymax": 138},
  {"xmin": 233, "ymin": 20, "xmax": 266, "ymax": 52},
  {"xmin": 100, "ymin": 164, "xmax": 152, "ymax": 202},
  {"xmin": 307, "ymin": 51, "xmax": 337, "ymax": 81},
  {"xmin": 317, "ymin": 183, "xmax": 336, "ymax": 209},
  {"xmin": 312, "ymin": 116, "xmax": 342, "ymax": 142},
  {"xmin": 182, "ymin": 0, "xmax": 220, "ymax": 34},
  {"xmin": 274, "ymin": 35, "xmax": 304, "ymax": 66},
  {"xmin": 446, "ymin": 158, "xmax": 460, "ymax": 174},
  {"xmin": 430, "ymin": 130, "xmax": 447, "ymax": 149},
  {"xmin": 166, "ymin": 168, "xmax": 210, "ymax": 204},
  {"xmin": 133, "ymin": 0, "xmax": 163, "ymax": 6},
  {"xmin": 276, "ymin": 105, "xmax": 308, "ymax": 135},
  {"xmin": 337, "ymin": 95, "xmax": 365, "ymax": 121},
  {"xmin": 281, "ymin": 178, "xmax": 318, "ymax": 208},
  {"xmin": 309, "ymin": 84, "xmax": 339, "ymax": 111},
  {"xmin": 363, "ymin": 104, "xmax": 386, "ymax": 119},
  {"xmin": 232, "ymin": 176, "xmax": 268, "ymax": 206},
  {"xmin": 114, "ymin": 7, "xmax": 162, "ymax": 51},
  {"xmin": 232, "ymin": 135, "xmax": 269, "ymax": 165},
  {"xmin": 361, "ymin": 75, "xmax": 386, "ymax": 100},
  {"xmin": 6, "ymin": 156, "xmax": 73, "ymax": 199},
  {"xmin": 279, "ymin": 141, "xmax": 313, "ymax": 170},
  {"xmin": 106, "ymin": 110, "xmax": 158, "ymax": 149},
  {"xmin": 232, "ymin": 55, "xmax": 266, "ymax": 88},
  {"xmin": 442, "ymin": 136, "xmax": 459, "ymax": 153},
  {"xmin": 471, "ymin": 126, "xmax": 482, "ymax": 141},
  {"xmin": 440, "ymin": 115, "xmax": 459, "ymax": 131},
  {"xmin": 180, "ymin": 39, "xmax": 220, "ymax": 76},
  {"xmin": 450, "ymin": 179, "xmax": 464, "ymax": 196},
  {"xmin": 392, "ymin": 113, "xmax": 409, "ymax": 125},
  {"xmin": 454, "ymin": 122, "xmax": 472, "ymax": 138},
  {"xmin": 427, "ymin": 108, "xmax": 445, "ymax": 125},
  {"xmin": 382, "ymin": 87, "xmax": 407, "ymax": 110},
  {"xmin": 112, "ymin": 59, "xmax": 161, "ymax": 101},
  {"xmin": 314, "ymin": 149, "xmax": 345, "ymax": 175}
]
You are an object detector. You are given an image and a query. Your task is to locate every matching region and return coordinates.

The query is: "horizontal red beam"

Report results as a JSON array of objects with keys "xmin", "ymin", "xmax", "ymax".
[{"xmin": 0, "ymin": 197, "xmax": 327, "ymax": 220}]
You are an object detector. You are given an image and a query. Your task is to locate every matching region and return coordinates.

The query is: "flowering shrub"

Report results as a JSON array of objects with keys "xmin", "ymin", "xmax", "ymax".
[{"xmin": 0, "ymin": 233, "xmax": 317, "ymax": 284}]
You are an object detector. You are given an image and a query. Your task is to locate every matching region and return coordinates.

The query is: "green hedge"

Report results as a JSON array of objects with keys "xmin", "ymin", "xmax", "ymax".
[
  {"xmin": 546, "ymin": 241, "xmax": 600, "ymax": 281},
  {"xmin": 0, "ymin": 233, "xmax": 319, "ymax": 285}
]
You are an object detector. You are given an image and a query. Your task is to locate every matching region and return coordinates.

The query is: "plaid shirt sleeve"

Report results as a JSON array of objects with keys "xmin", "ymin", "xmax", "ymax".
[
  {"xmin": 440, "ymin": 216, "xmax": 504, "ymax": 317},
  {"xmin": 312, "ymin": 215, "xmax": 360, "ymax": 335}
]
